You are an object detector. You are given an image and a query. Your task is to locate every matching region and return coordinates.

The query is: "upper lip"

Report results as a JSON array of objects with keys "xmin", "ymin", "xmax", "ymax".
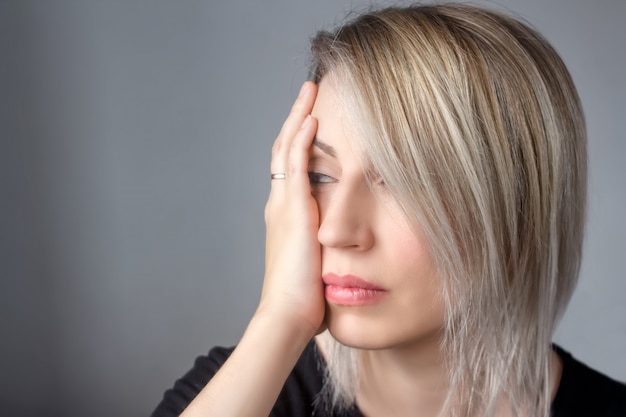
[{"xmin": 322, "ymin": 273, "xmax": 386, "ymax": 291}]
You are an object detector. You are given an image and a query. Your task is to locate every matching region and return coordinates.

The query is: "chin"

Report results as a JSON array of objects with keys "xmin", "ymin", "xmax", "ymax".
[
  {"xmin": 327, "ymin": 330, "xmax": 388, "ymax": 350},
  {"xmin": 324, "ymin": 306, "xmax": 396, "ymax": 350},
  {"xmin": 324, "ymin": 304, "xmax": 445, "ymax": 352}
]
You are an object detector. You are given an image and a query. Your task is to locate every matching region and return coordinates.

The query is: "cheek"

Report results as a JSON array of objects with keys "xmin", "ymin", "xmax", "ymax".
[
  {"xmin": 394, "ymin": 236, "xmax": 439, "ymax": 299},
  {"xmin": 385, "ymin": 212, "xmax": 433, "ymax": 273},
  {"xmin": 394, "ymin": 231, "xmax": 430, "ymax": 264},
  {"xmin": 385, "ymin": 222, "xmax": 442, "ymax": 303}
]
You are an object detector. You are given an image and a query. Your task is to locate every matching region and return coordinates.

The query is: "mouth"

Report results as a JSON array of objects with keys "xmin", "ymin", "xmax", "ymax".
[{"xmin": 322, "ymin": 273, "xmax": 387, "ymax": 306}]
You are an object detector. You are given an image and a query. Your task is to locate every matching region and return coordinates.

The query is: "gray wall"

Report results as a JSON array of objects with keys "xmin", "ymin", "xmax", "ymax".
[{"xmin": 1, "ymin": 1, "xmax": 624, "ymax": 416}]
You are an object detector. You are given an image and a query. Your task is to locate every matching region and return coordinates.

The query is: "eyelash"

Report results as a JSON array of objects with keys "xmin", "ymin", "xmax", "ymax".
[
  {"xmin": 307, "ymin": 171, "xmax": 388, "ymax": 193},
  {"xmin": 308, "ymin": 172, "xmax": 335, "ymax": 185}
]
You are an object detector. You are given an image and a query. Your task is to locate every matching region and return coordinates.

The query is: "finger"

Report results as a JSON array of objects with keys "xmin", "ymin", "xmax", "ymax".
[
  {"xmin": 287, "ymin": 114, "xmax": 317, "ymax": 189},
  {"xmin": 270, "ymin": 82, "xmax": 318, "ymax": 175},
  {"xmin": 265, "ymin": 116, "xmax": 316, "ymax": 223},
  {"xmin": 272, "ymin": 82, "xmax": 315, "ymax": 155}
]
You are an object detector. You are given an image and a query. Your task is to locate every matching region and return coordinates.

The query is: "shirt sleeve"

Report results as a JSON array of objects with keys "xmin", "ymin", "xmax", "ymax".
[
  {"xmin": 150, "ymin": 341, "xmax": 325, "ymax": 417},
  {"xmin": 150, "ymin": 346, "xmax": 234, "ymax": 417}
]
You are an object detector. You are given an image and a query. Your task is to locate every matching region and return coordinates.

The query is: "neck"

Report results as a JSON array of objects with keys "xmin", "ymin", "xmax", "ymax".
[
  {"xmin": 314, "ymin": 335, "xmax": 564, "ymax": 417},
  {"xmin": 356, "ymin": 334, "xmax": 448, "ymax": 417}
]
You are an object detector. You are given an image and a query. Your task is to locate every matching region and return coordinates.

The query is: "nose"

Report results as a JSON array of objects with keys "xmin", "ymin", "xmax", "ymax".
[{"xmin": 317, "ymin": 181, "xmax": 375, "ymax": 251}]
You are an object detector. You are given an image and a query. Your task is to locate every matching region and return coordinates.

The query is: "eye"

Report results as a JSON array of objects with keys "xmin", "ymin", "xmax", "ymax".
[{"xmin": 308, "ymin": 171, "xmax": 336, "ymax": 185}]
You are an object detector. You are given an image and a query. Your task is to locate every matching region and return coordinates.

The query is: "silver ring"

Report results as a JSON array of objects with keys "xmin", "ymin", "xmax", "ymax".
[{"xmin": 271, "ymin": 173, "xmax": 286, "ymax": 180}]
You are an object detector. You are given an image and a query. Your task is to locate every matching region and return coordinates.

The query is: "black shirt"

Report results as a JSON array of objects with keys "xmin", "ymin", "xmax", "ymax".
[{"xmin": 152, "ymin": 342, "xmax": 626, "ymax": 416}]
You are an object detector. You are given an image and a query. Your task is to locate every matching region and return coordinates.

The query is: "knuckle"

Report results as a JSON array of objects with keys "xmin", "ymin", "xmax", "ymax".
[{"xmin": 287, "ymin": 160, "xmax": 301, "ymax": 178}]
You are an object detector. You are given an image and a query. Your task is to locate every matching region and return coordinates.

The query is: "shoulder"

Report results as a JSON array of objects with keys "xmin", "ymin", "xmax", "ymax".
[
  {"xmin": 150, "ymin": 345, "xmax": 235, "ymax": 417},
  {"xmin": 552, "ymin": 345, "xmax": 626, "ymax": 417},
  {"xmin": 151, "ymin": 341, "xmax": 325, "ymax": 417}
]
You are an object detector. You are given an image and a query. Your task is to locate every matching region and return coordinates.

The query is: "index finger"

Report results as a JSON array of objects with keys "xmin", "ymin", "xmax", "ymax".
[{"xmin": 271, "ymin": 82, "xmax": 318, "ymax": 175}]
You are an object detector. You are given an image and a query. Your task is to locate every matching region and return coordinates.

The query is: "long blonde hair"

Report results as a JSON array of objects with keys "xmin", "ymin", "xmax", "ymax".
[{"xmin": 310, "ymin": 4, "xmax": 586, "ymax": 417}]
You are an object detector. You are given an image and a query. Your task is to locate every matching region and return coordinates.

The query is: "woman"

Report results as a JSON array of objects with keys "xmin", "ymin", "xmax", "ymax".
[{"xmin": 152, "ymin": 4, "xmax": 626, "ymax": 417}]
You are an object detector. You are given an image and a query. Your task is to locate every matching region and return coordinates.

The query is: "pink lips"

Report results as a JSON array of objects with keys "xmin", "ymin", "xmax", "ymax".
[{"xmin": 322, "ymin": 273, "xmax": 387, "ymax": 306}]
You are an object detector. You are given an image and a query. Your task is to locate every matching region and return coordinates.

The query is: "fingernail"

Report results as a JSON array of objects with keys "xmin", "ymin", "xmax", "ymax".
[{"xmin": 298, "ymin": 82, "xmax": 308, "ymax": 98}]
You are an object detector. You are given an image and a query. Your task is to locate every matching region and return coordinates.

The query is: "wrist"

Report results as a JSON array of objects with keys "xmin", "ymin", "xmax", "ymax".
[{"xmin": 252, "ymin": 302, "xmax": 320, "ymax": 345}]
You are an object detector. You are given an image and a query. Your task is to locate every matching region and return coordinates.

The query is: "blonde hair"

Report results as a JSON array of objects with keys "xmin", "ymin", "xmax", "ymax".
[{"xmin": 310, "ymin": 4, "xmax": 586, "ymax": 417}]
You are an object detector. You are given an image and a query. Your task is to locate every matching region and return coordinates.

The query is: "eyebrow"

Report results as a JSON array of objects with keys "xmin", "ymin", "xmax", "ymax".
[{"xmin": 312, "ymin": 139, "xmax": 337, "ymax": 158}]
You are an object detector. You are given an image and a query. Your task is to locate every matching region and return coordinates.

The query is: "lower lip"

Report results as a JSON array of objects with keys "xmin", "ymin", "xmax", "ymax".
[{"xmin": 324, "ymin": 285, "xmax": 387, "ymax": 306}]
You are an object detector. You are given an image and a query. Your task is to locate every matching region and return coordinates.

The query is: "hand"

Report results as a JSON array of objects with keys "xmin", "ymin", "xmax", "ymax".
[
  {"xmin": 179, "ymin": 85, "xmax": 323, "ymax": 417},
  {"xmin": 259, "ymin": 81, "xmax": 325, "ymax": 337}
]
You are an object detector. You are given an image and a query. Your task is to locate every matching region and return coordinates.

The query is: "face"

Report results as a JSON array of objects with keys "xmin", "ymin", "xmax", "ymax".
[{"xmin": 310, "ymin": 76, "xmax": 445, "ymax": 351}]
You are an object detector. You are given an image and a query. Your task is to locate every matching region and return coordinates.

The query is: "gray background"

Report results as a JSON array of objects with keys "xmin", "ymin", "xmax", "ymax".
[{"xmin": 1, "ymin": 0, "xmax": 624, "ymax": 416}]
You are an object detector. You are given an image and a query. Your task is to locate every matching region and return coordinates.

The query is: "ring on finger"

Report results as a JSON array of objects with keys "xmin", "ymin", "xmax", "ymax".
[{"xmin": 271, "ymin": 173, "xmax": 286, "ymax": 180}]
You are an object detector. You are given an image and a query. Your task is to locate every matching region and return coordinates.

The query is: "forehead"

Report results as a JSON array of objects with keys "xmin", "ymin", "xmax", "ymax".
[
  {"xmin": 311, "ymin": 77, "xmax": 341, "ymax": 124},
  {"xmin": 311, "ymin": 76, "xmax": 367, "ymax": 163}
]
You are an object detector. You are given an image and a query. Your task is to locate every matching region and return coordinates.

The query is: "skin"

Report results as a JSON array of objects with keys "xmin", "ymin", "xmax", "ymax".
[{"xmin": 180, "ymin": 77, "xmax": 563, "ymax": 417}]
